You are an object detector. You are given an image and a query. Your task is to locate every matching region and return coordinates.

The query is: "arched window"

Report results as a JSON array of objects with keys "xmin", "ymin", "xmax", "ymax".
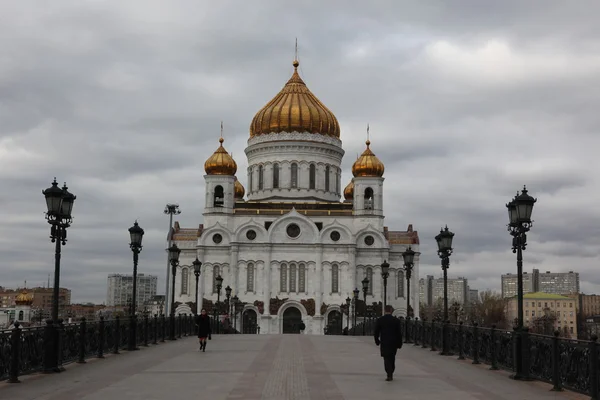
[
  {"xmin": 280, "ymin": 264, "xmax": 288, "ymax": 292},
  {"xmin": 181, "ymin": 267, "xmax": 189, "ymax": 295},
  {"xmin": 290, "ymin": 263, "xmax": 297, "ymax": 292},
  {"xmin": 214, "ymin": 185, "xmax": 224, "ymax": 207},
  {"xmin": 366, "ymin": 267, "xmax": 373, "ymax": 295},
  {"xmin": 248, "ymin": 168, "xmax": 253, "ymax": 192},
  {"xmin": 364, "ymin": 187, "xmax": 373, "ymax": 210},
  {"xmin": 325, "ymin": 165, "xmax": 330, "ymax": 191},
  {"xmin": 212, "ymin": 266, "xmax": 220, "ymax": 293},
  {"xmin": 291, "ymin": 163, "xmax": 298, "ymax": 188},
  {"xmin": 18, "ymin": 311, "xmax": 24, "ymax": 321},
  {"xmin": 272, "ymin": 163, "xmax": 279, "ymax": 189},
  {"xmin": 309, "ymin": 164, "xmax": 316, "ymax": 189},
  {"xmin": 258, "ymin": 165, "xmax": 264, "ymax": 190},
  {"xmin": 247, "ymin": 263, "xmax": 254, "ymax": 292},
  {"xmin": 397, "ymin": 270, "xmax": 405, "ymax": 298},
  {"xmin": 299, "ymin": 264, "xmax": 306, "ymax": 292},
  {"xmin": 332, "ymin": 264, "xmax": 339, "ymax": 293}
]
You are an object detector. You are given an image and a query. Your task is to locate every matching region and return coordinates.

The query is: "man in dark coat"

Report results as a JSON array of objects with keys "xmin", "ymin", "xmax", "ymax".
[{"xmin": 374, "ymin": 305, "xmax": 403, "ymax": 381}]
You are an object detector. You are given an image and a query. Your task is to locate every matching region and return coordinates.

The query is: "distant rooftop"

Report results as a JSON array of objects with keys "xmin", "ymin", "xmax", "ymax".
[{"xmin": 522, "ymin": 292, "xmax": 571, "ymax": 300}]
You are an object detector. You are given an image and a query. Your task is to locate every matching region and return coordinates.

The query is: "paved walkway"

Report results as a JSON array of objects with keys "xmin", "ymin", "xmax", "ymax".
[{"xmin": 0, "ymin": 335, "xmax": 587, "ymax": 400}]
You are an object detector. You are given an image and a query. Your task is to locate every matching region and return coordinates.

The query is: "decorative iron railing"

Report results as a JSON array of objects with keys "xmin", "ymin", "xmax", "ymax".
[{"xmin": 0, "ymin": 314, "xmax": 200, "ymax": 383}]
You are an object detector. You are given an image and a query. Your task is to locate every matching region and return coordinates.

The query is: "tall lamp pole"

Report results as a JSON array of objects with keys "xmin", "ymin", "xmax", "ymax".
[
  {"xmin": 128, "ymin": 221, "xmax": 144, "ymax": 351},
  {"xmin": 435, "ymin": 226, "xmax": 454, "ymax": 356},
  {"xmin": 507, "ymin": 186, "xmax": 536, "ymax": 380},
  {"xmin": 164, "ymin": 204, "xmax": 181, "ymax": 316},
  {"xmin": 361, "ymin": 277, "xmax": 369, "ymax": 336},
  {"xmin": 193, "ymin": 258, "xmax": 202, "ymax": 315},
  {"xmin": 42, "ymin": 178, "xmax": 76, "ymax": 373},
  {"xmin": 214, "ymin": 275, "xmax": 223, "ymax": 333},
  {"xmin": 380, "ymin": 260, "xmax": 390, "ymax": 316},
  {"xmin": 352, "ymin": 288, "xmax": 359, "ymax": 336},
  {"xmin": 167, "ymin": 244, "xmax": 181, "ymax": 340},
  {"xmin": 232, "ymin": 295, "xmax": 239, "ymax": 332},
  {"xmin": 345, "ymin": 297, "xmax": 351, "ymax": 333},
  {"xmin": 225, "ymin": 285, "xmax": 232, "ymax": 332},
  {"xmin": 402, "ymin": 246, "xmax": 415, "ymax": 343}
]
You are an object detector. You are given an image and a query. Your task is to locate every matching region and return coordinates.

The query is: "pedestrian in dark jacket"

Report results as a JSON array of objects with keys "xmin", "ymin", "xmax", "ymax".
[
  {"xmin": 195, "ymin": 309, "xmax": 212, "ymax": 352},
  {"xmin": 374, "ymin": 305, "xmax": 403, "ymax": 381}
]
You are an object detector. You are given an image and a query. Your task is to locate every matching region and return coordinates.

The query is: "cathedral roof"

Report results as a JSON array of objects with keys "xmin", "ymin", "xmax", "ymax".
[
  {"xmin": 249, "ymin": 59, "xmax": 340, "ymax": 138},
  {"xmin": 384, "ymin": 225, "xmax": 420, "ymax": 245},
  {"xmin": 204, "ymin": 137, "xmax": 237, "ymax": 176},
  {"xmin": 352, "ymin": 140, "xmax": 385, "ymax": 177},
  {"xmin": 15, "ymin": 290, "xmax": 33, "ymax": 306},
  {"xmin": 234, "ymin": 178, "xmax": 245, "ymax": 200},
  {"xmin": 343, "ymin": 180, "xmax": 354, "ymax": 201}
]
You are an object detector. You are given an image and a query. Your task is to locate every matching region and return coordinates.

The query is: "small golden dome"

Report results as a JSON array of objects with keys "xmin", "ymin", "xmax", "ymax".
[
  {"xmin": 234, "ymin": 178, "xmax": 245, "ymax": 199},
  {"xmin": 352, "ymin": 140, "xmax": 385, "ymax": 177},
  {"xmin": 343, "ymin": 180, "xmax": 354, "ymax": 200},
  {"xmin": 204, "ymin": 137, "xmax": 237, "ymax": 176},
  {"xmin": 15, "ymin": 290, "xmax": 33, "ymax": 306},
  {"xmin": 249, "ymin": 59, "xmax": 340, "ymax": 138}
]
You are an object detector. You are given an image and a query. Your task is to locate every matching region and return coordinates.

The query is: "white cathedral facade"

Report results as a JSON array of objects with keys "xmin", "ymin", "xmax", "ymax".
[{"xmin": 169, "ymin": 58, "xmax": 420, "ymax": 335}]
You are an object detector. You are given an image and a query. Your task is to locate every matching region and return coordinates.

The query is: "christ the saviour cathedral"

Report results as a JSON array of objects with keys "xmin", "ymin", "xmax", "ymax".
[{"xmin": 169, "ymin": 57, "xmax": 420, "ymax": 335}]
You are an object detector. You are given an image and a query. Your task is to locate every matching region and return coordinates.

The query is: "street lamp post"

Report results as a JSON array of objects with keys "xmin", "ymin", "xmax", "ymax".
[
  {"xmin": 214, "ymin": 275, "xmax": 223, "ymax": 333},
  {"xmin": 42, "ymin": 178, "xmax": 76, "ymax": 373},
  {"xmin": 361, "ymin": 277, "xmax": 369, "ymax": 336},
  {"xmin": 232, "ymin": 295, "xmax": 239, "ymax": 332},
  {"xmin": 435, "ymin": 226, "xmax": 454, "ymax": 356},
  {"xmin": 128, "ymin": 221, "xmax": 144, "ymax": 351},
  {"xmin": 345, "ymin": 297, "xmax": 351, "ymax": 333},
  {"xmin": 402, "ymin": 246, "xmax": 416, "ymax": 343},
  {"xmin": 167, "ymin": 244, "xmax": 181, "ymax": 340},
  {"xmin": 380, "ymin": 260, "xmax": 390, "ymax": 316},
  {"xmin": 193, "ymin": 258, "xmax": 202, "ymax": 315},
  {"xmin": 163, "ymin": 204, "xmax": 181, "ymax": 316},
  {"xmin": 507, "ymin": 186, "xmax": 536, "ymax": 380},
  {"xmin": 352, "ymin": 288, "xmax": 359, "ymax": 336},
  {"xmin": 225, "ymin": 285, "xmax": 232, "ymax": 333}
]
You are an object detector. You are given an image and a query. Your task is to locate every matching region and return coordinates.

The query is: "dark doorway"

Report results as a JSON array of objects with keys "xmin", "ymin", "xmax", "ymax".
[
  {"xmin": 325, "ymin": 310, "xmax": 343, "ymax": 335},
  {"xmin": 242, "ymin": 309, "xmax": 258, "ymax": 334},
  {"xmin": 282, "ymin": 307, "xmax": 302, "ymax": 334}
]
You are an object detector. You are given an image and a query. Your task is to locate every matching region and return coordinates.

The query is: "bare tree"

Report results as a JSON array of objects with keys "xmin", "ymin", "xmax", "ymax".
[{"xmin": 467, "ymin": 290, "xmax": 508, "ymax": 328}]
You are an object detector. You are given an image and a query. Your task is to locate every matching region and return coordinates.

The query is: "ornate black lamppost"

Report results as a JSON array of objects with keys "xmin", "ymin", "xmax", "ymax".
[
  {"xmin": 361, "ymin": 277, "xmax": 369, "ymax": 336},
  {"xmin": 163, "ymin": 204, "xmax": 181, "ymax": 316},
  {"xmin": 128, "ymin": 221, "xmax": 144, "ymax": 351},
  {"xmin": 435, "ymin": 226, "xmax": 454, "ymax": 356},
  {"xmin": 345, "ymin": 296, "xmax": 351, "ymax": 333},
  {"xmin": 225, "ymin": 285, "xmax": 232, "ymax": 316},
  {"xmin": 193, "ymin": 258, "xmax": 202, "ymax": 315},
  {"xmin": 402, "ymin": 246, "xmax": 415, "ymax": 343},
  {"xmin": 380, "ymin": 260, "xmax": 390, "ymax": 315},
  {"xmin": 167, "ymin": 244, "xmax": 181, "ymax": 340},
  {"xmin": 352, "ymin": 288, "xmax": 359, "ymax": 335},
  {"xmin": 42, "ymin": 178, "xmax": 76, "ymax": 373},
  {"xmin": 507, "ymin": 186, "xmax": 536, "ymax": 380},
  {"xmin": 214, "ymin": 275, "xmax": 223, "ymax": 333}
]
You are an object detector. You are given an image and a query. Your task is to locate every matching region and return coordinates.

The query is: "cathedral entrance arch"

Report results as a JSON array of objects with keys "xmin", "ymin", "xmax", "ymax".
[
  {"xmin": 282, "ymin": 307, "xmax": 303, "ymax": 334},
  {"xmin": 242, "ymin": 309, "xmax": 258, "ymax": 334},
  {"xmin": 325, "ymin": 310, "xmax": 343, "ymax": 335}
]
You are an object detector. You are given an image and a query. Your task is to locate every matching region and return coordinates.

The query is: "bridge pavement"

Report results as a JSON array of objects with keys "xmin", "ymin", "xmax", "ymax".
[{"xmin": 0, "ymin": 334, "xmax": 587, "ymax": 400}]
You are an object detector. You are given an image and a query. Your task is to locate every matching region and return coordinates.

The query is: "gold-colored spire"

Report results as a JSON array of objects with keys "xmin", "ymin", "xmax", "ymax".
[
  {"xmin": 234, "ymin": 177, "xmax": 245, "ymax": 199},
  {"xmin": 204, "ymin": 134, "xmax": 237, "ymax": 176},
  {"xmin": 351, "ymin": 131, "xmax": 385, "ymax": 177},
  {"xmin": 249, "ymin": 55, "xmax": 340, "ymax": 138},
  {"xmin": 343, "ymin": 180, "xmax": 354, "ymax": 200}
]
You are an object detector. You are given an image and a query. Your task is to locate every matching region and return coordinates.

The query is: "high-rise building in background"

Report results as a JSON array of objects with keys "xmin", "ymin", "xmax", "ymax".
[
  {"xmin": 419, "ymin": 276, "xmax": 469, "ymax": 305},
  {"xmin": 106, "ymin": 274, "xmax": 157, "ymax": 309},
  {"xmin": 501, "ymin": 269, "xmax": 579, "ymax": 298},
  {"xmin": 468, "ymin": 289, "xmax": 479, "ymax": 304}
]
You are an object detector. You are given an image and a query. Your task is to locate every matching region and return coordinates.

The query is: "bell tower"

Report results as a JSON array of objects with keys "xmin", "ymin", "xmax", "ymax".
[
  {"xmin": 203, "ymin": 136, "xmax": 236, "ymax": 215},
  {"xmin": 351, "ymin": 138, "xmax": 385, "ymax": 217}
]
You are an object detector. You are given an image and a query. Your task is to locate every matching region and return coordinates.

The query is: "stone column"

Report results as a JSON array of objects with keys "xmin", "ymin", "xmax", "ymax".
[
  {"xmin": 315, "ymin": 246, "xmax": 323, "ymax": 316},
  {"xmin": 262, "ymin": 247, "xmax": 272, "ymax": 316},
  {"xmin": 349, "ymin": 248, "xmax": 357, "ymax": 295},
  {"xmin": 230, "ymin": 245, "xmax": 239, "ymax": 295}
]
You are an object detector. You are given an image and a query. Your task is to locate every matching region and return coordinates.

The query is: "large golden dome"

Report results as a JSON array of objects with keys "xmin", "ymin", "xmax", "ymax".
[
  {"xmin": 249, "ymin": 59, "xmax": 340, "ymax": 138},
  {"xmin": 234, "ymin": 178, "xmax": 245, "ymax": 199},
  {"xmin": 343, "ymin": 180, "xmax": 354, "ymax": 200},
  {"xmin": 352, "ymin": 140, "xmax": 385, "ymax": 177},
  {"xmin": 204, "ymin": 137, "xmax": 237, "ymax": 176},
  {"xmin": 15, "ymin": 290, "xmax": 33, "ymax": 306}
]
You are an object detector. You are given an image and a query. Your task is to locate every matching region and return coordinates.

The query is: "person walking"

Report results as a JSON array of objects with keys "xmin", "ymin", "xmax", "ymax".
[
  {"xmin": 374, "ymin": 305, "xmax": 403, "ymax": 381},
  {"xmin": 195, "ymin": 309, "xmax": 212, "ymax": 352}
]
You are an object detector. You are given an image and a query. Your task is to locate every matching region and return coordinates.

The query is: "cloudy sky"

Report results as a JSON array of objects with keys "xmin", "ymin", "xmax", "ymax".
[{"xmin": 2, "ymin": 1, "xmax": 599, "ymax": 304}]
